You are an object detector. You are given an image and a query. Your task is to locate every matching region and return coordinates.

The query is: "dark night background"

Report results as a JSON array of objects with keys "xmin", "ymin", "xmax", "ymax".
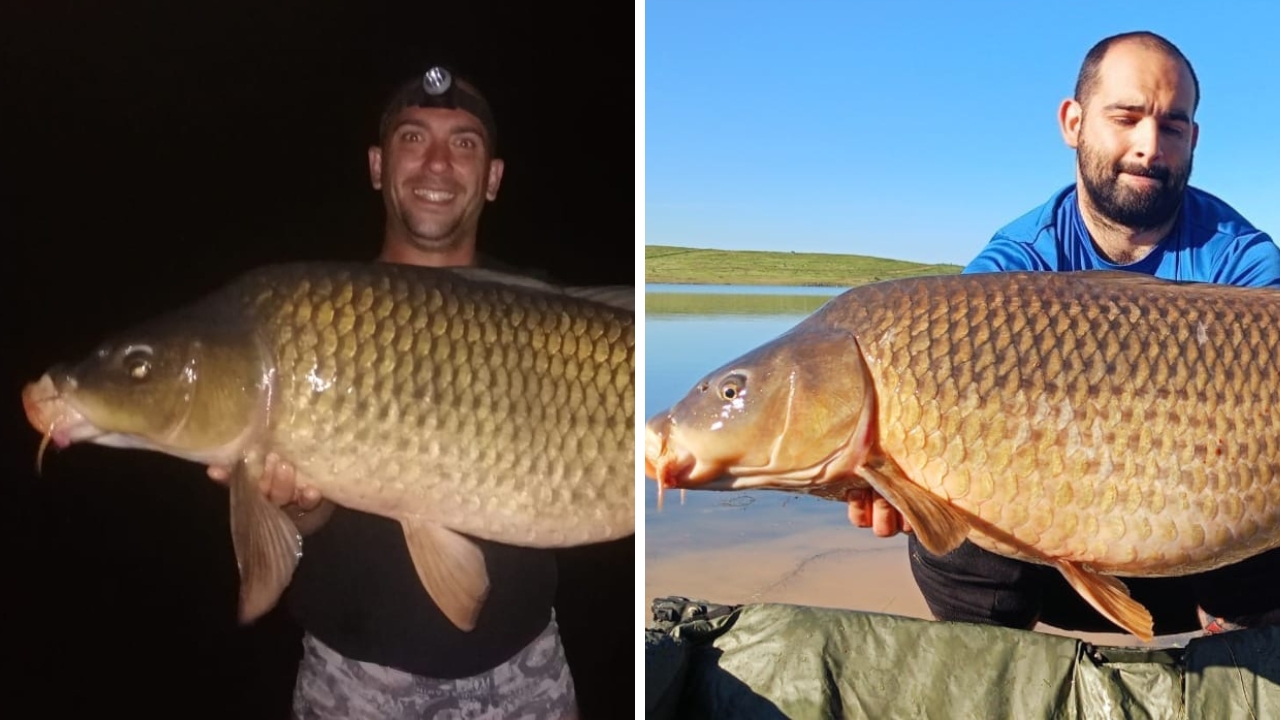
[{"xmin": 0, "ymin": 2, "xmax": 635, "ymax": 718}]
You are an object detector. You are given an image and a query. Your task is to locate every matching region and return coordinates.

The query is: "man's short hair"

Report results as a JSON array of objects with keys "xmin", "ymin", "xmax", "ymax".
[
  {"xmin": 1074, "ymin": 31, "xmax": 1201, "ymax": 113},
  {"xmin": 377, "ymin": 66, "xmax": 499, "ymax": 155}
]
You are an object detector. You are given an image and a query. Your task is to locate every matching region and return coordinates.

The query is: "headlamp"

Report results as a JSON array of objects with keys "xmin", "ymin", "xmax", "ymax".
[
  {"xmin": 422, "ymin": 66, "xmax": 453, "ymax": 96},
  {"xmin": 405, "ymin": 66, "xmax": 497, "ymax": 152}
]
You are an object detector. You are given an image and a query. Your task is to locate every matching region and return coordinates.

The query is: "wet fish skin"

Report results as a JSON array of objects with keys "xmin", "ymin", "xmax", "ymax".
[
  {"xmin": 244, "ymin": 262, "xmax": 635, "ymax": 546},
  {"xmin": 645, "ymin": 270, "xmax": 1280, "ymax": 641},
  {"xmin": 24, "ymin": 261, "xmax": 635, "ymax": 630}
]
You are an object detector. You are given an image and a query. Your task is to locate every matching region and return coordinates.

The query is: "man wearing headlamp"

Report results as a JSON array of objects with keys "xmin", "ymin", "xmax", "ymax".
[{"xmin": 207, "ymin": 65, "xmax": 579, "ymax": 720}]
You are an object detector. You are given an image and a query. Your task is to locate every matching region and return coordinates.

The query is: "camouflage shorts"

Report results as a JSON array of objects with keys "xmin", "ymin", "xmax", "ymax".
[{"xmin": 291, "ymin": 615, "xmax": 579, "ymax": 720}]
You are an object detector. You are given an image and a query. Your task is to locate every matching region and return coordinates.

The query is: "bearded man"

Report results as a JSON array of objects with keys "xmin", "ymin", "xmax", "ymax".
[{"xmin": 848, "ymin": 30, "xmax": 1280, "ymax": 638}]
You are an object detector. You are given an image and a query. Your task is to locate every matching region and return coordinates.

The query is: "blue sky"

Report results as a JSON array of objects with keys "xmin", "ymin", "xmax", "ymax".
[{"xmin": 643, "ymin": 0, "xmax": 1280, "ymax": 267}]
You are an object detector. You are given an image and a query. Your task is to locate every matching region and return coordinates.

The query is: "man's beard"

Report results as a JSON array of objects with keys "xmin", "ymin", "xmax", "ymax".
[{"xmin": 1077, "ymin": 136, "xmax": 1192, "ymax": 231}]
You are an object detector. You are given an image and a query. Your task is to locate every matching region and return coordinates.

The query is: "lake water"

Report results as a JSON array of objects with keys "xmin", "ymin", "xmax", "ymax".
[{"xmin": 641, "ymin": 282, "xmax": 1185, "ymax": 647}]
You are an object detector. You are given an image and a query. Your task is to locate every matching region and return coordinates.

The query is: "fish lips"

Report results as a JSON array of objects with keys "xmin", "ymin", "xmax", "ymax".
[
  {"xmin": 22, "ymin": 367, "xmax": 99, "ymax": 452},
  {"xmin": 22, "ymin": 368, "xmax": 71, "ymax": 434},
  {"xmin": 645, "ymin": 413, "xmax": 753, "ymax": 491},
  {"xmin": 645, "ymin": 412, "xmax": 720, "ymax": 489},
  {"xmin": 644, "ymin": 413, "xmax": 683, "ymax": 486}
]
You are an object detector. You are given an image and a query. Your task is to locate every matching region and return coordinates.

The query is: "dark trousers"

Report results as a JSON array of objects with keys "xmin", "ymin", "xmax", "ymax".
[{"xmin": 908, "ymin": 535, "xmax": 1280, "ymax": 636}]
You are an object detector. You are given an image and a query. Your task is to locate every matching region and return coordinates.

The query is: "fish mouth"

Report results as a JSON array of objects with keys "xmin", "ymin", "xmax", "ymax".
[
  {"xmin": 22, "ymin": 373, "xmax": 105, "ymax": 472},
  {"xmin": 644, "ymin": 416, "xmax": 692, "ymax": 488},
  {"xmin": 23, "ymin": 374, "xmax": 88, "ymax": 443},
  {"xmin": 644, "ymin": 414, "xmax": 819, "ymax": 493}
]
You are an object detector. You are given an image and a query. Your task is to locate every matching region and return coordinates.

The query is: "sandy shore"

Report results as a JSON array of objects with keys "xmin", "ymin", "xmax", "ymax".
[{"xmin": 645, "ymin": 524, "xmax": 1199, "ymax": 649}]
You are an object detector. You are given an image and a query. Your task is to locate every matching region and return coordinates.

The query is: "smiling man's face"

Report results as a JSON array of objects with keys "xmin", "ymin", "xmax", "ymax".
[{"xmin": 369, "ymin": 104, "xmax": 504, "ymax": 255}]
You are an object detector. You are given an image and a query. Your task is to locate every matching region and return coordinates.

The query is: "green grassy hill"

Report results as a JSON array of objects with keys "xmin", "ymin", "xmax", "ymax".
[{"xmin": 645, "ymin": 245, "xmax": 962, "ymax": 286}]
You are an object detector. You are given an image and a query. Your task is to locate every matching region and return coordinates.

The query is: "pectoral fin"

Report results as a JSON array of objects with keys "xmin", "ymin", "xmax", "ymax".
[
  {"xmin": 859, "ymin": 455, "xmax": 971, "ymax": 556},
  {"xmin": 1056, "ymin": 560, "xmax": 1154, "ymax": 641},
  {"xmin": 228, "ymin": 459, "xmax": 302, "ymax": 623},
  {"xmin": 400, "ymin": 519, "xmax": 491, "ymax": 632}
]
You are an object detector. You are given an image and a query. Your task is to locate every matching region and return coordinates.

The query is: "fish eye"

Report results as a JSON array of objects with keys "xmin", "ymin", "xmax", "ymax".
[
  {"xmin": 122, "ymin": 345, "xmax": 153, "ymax": 381},
  {"xmin": 719, "ymin": 374, "xmax": 746, "ymax": 401}
]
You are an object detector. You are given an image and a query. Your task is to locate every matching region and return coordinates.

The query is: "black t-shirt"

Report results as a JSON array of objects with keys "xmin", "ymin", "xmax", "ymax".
[{"xmin": 285, "ymin": 505, "xmax": 559, "ymax": 679}]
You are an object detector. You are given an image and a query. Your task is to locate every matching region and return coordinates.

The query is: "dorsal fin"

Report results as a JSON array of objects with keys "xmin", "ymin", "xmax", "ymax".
[
  {"xmin": 560, "ymin": 286, "xmax": 633, "ymax": 312},
  {"xmin": 448, "ymin": 266, "xmax": 633, "ymax": 312},
  {"xmin": 448, "ymin": 266, "xmax": 563, "ymax": 293}
]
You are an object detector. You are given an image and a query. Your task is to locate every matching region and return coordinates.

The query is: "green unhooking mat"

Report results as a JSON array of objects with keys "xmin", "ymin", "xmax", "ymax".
[{"xmin": 645, "ymin": 597, "xmax": 1279, "ymax": 719}]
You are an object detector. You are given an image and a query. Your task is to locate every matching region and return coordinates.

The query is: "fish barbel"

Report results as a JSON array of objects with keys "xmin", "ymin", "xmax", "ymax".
[
  {"xmin": 644, "ymin": 269, "xmax": 1280, "ymax": 641},
  {"xmin": 23, "ymin": 261, "xmax": 635, "ymax": 631}
]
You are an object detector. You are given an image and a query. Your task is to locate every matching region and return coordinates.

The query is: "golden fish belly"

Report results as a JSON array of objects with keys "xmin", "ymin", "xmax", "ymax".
[
  {"xmin": 238, "ymin": 262, "xmax": 636, "ymax": 547},
  {"xmin": 833, "ymin": 271, "xmax": 1280, "ymax": 575}
]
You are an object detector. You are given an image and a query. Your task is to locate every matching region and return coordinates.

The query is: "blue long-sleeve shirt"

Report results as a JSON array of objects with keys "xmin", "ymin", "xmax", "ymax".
[{"xmin": 964, "ymin": 184, "xmax": 1280, "ymax": 287}]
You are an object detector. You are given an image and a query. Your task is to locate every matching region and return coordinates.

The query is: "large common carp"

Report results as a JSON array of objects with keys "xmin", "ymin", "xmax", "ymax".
[
  {"xmin": 645, "ymin": 269, "xmax": 1280, "ymax": 641},
  {"xmin": 23, "ymin": 261, "xmax": 635, "ymax": 631}
]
